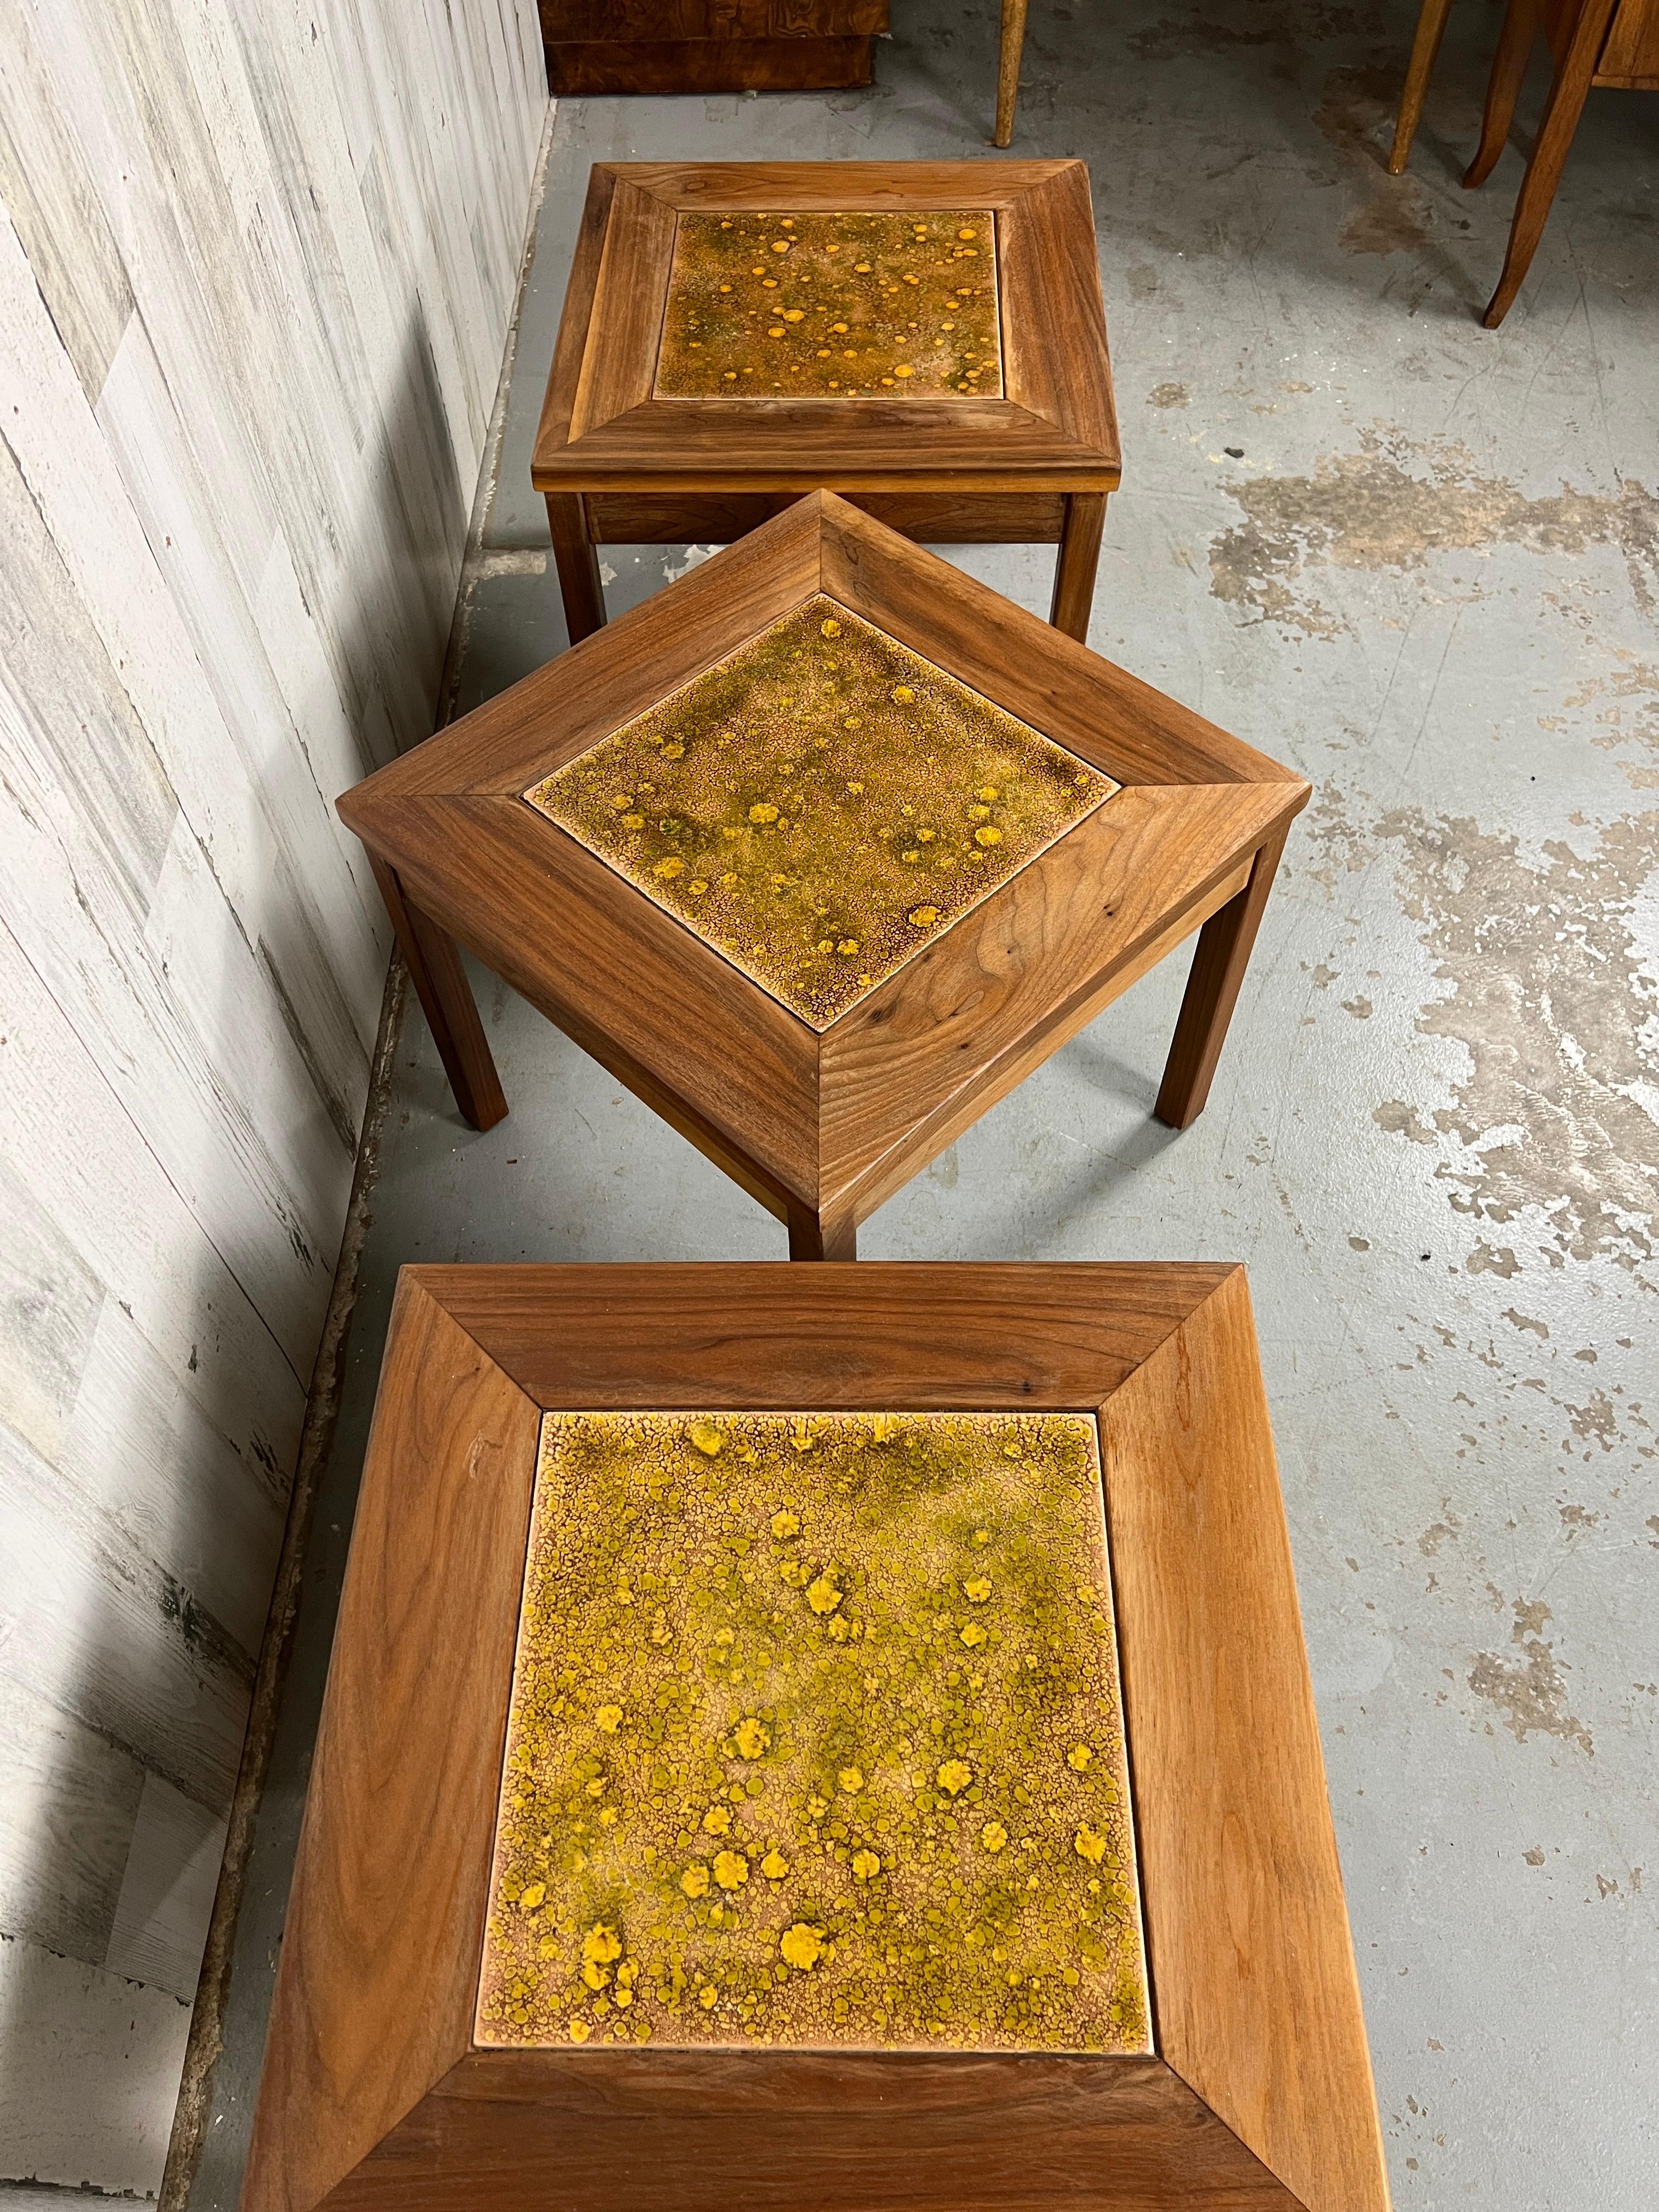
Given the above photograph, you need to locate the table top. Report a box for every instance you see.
[242,1265,1389,2212]
[524,592,1118,1028]
[338,494,1307,1228]
[475,1407,1148,2054]
[532,162,1121,494]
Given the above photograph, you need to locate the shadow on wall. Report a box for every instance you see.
[0,300,472,2199]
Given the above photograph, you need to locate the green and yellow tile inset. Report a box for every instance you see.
[522,595,1118,1029]
[475,1410,1149,2055]
[654,209,1002,399]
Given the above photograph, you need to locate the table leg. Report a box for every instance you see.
[786,1202,858,1262]
[995,0,1030,148]
[1050,492,1106,644]
[368,853,507,1132]
[1387,0,1457,174]
[1480,0,1617,328]
[1463,0,1543,188]
[546,493,606,645]
[1154,829,1288,1132]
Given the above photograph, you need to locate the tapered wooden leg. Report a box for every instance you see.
[1154,830,1287,1131]
[786,1203,857,1262]
[1480,0,1616,327]
[995,0,1030,148]
[368,853,507,1132]
[1050,493,1106,643]
[546,493,606,645]
[1387,0,1457,174]
[1464,0,1542,188]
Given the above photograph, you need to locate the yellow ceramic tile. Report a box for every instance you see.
[475,1409,1149,2055]
[522,595,1118,1030]
[655,208,1002,398]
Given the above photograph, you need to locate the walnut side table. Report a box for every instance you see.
[240,1261,1390,2212]
[338,492,1308,1261]
[533,161,1120,645]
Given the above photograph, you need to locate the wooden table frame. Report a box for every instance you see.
[338,493,1308,1262]
[240,1261,1390,2212]
[532,162,1120,646]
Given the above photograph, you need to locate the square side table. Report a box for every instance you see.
[533,162,1120,643]
[241,1262,1390,2212]
[340,493,1308,1260]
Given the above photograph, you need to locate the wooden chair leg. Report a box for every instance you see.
[1464,0,1543,188]
[1387,0,1457,174]
[995,0,1030,148]
[1481,0,1617,326]
[546,493,606,645]
[786,1202,857,1262]
[1154,830,1287,1132]
[368,853,507,1132]
[1050,493,1106,644]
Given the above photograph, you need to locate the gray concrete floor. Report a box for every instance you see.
[186,4,1657,2208]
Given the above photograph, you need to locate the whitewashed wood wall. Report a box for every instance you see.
[0,0,545,2193]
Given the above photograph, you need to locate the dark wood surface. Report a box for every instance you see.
[241,1264,1385,2212]
[1099,1268,1392,2212]
[327,2051,1301,2210]
[545,37,877,94]
[338,494,1308,1249]
[533,162,1120,497]
[241,1278,541,2212]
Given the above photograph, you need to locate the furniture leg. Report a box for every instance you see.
[368,853,508,1132]
[1050,492,1106,643]
[1464,0,1543,187]
[546,493,607,644]
[786,1201,858,1262]
[1387,0,1457,173]
[1154,829,1287,1131]
[1480,0,1618,326]
[995,0,1030,148]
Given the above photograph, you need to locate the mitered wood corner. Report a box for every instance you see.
[240,1264,1385,2212]
[337,494,1309,1259]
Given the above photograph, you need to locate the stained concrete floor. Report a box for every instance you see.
[184,4,1657,2208]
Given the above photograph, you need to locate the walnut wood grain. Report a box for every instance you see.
[533,163,1121,498]
[1154,827,1288,1131]
[240,1278,541,2212]
[405,1261,1232,1408]
[817,497,1302,791]
[240,1266,1387,2211]
[584,489,1068,544]
[1099,1268,1391,2212]
[338,494,1308,1249]
[1049,492,1107,642]
[324,2051,1302,2210]
[366,854,506,1133]
[816,787,1288,1217]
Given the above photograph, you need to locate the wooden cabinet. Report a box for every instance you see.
[539,0,890,94]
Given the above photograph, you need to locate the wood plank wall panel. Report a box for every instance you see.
[0,1,546,2194]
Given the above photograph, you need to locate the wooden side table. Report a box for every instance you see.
[240,1261,1390,2212]
[338,493,1308,1261]
[533,162,1120,646]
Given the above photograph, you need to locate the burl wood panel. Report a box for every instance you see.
[240,1280,542,2212]
[1099,1267,1391,2212]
